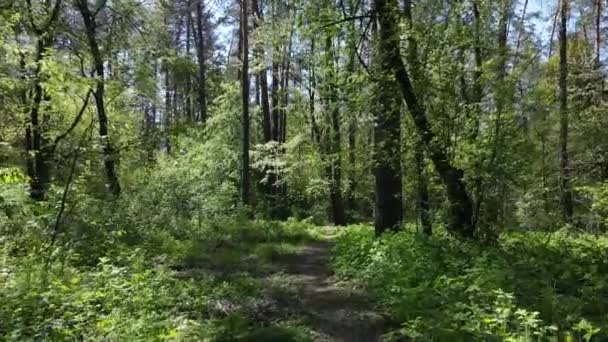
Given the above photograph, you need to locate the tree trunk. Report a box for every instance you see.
[76,0,121,198]
[404,0,432,235]
[22,1,62,201]
[559,0,573,222]
[373,0,403,234]
[26,39,52,201]
[271,60,280,142]
[376,0,475,237]
[241,0,251,207]
[185,5,193,121]
[195,0,208,123]
[251,0,271,142]
[324,36,347,226]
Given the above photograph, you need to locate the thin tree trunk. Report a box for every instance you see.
[404,0,432,235]
[470,0,483,138]
[185,5,193,121]
[271,60,280,142]
[596,0,601,67]
[195,0,208,123]
[76,0,121,197]
[324,35,347,226]
[252,0,271,143]
[241,0,251,207]
[559,0,573,222]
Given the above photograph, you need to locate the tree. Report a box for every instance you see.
[21,0,63,200]
[403,0,432,235]
[375,0,475,237]
[559,0,573,222]
[372,0,403,234]
[241,0,251,207]
[195,0,208,123]
[75,0,121,197]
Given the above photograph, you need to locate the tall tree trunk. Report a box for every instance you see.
[596,0,602,68]
[324,36,347,226]
[252,0,271,142]
[373,0,403,234]
[22,0,62,201]
[164,66,172,153]
[76,0,121,197]
[376,0,475,237]
[26,39,52,201]
[271,60,280,142]
[185,5,193,121]
[345,31,358,221]
[472,0,511,229]
[241,0,251,207]
[559,0,573,222]
[195,0,208,123]
[404,0,432,235]
[415,139,432,235]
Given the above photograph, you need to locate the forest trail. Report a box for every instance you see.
[255,228,389,342]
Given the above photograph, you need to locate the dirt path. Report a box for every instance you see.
[259,234,389,341]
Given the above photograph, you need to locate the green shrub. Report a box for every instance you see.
[333,225,606,341]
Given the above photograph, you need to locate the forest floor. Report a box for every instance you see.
[180,225,391,341]
[258,228,389,341]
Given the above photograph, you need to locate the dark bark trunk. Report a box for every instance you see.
[346,59,357,221]
[404,0,432,235]
[324,36,347,226]
[470,0,483,138]
[195,0,208,123]
[26,39,52,201]
[415,140,432,235]
[241,0,251,207]
[559,0,573,222]
[22,1,62,201]
[473,0,511,229]
[185,6,193,121]
[271,60,280,142]
[373,0,403,235]
[309,39,319,142]
[251,0,271,142]
[77,0,121,197]
[596,0,601,68]
[376,0,474,237]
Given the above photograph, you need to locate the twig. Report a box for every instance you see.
[51,90,93,153]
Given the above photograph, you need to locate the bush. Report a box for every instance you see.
[333,225,606,341]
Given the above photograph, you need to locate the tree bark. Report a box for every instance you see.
[76,0,121,197]
[404,0,432,235]
[271,60,280,142]
[26,39,52,201]
[195,0,208,123]
[185,4,193,121]
[559,0,573,222]
[324,36,347,226]
[22,0,62,201]
[373,0,403,234]
[241,0,251,207]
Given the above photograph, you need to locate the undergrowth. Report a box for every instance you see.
[333,224,607,341]
[0,178,320,340]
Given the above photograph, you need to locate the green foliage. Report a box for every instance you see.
[333,225,607,341]
[0,252,211,340]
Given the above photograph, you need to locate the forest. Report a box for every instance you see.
[1,0,608,340]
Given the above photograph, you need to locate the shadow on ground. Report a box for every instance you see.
[175,226,392,341]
